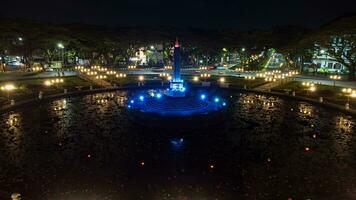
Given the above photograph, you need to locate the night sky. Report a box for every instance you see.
[1,0,356,29]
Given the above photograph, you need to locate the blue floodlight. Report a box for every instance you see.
[139,96,144,101]
[200,94,206,100]
[214,97,220,103]
[156,93,162,99]
[222,102,226,106]
[130,100,135,104]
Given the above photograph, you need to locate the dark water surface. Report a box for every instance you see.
[0,91,356,200]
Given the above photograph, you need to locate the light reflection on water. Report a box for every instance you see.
[0,91,355,200]
[1,112,23,164]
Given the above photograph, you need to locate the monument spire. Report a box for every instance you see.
[175,37,180,48]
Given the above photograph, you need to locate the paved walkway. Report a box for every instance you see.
[293,76,356,88]
[1,70,355,89]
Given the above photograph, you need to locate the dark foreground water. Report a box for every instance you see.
[0,91,356,200]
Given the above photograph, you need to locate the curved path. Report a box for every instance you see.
[1,84,355,116]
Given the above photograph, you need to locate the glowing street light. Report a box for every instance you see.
[57,43,65,66]
[57,43,64,49]
[116,73,127,78]
[44,78,64,88]
[330,75,341,86]
[309,86,316,92]
[1,84,16,99]
[342,88,356,104]
[193,76,199,82]
[219,77,225,83]
[200,73,211,81]
[244,76,255,80]
[95,75,107,87]
[139,75,144,81]
[1,84,16,91]
[44,80,52,86]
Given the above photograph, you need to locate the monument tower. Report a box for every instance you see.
[167,38,185,97]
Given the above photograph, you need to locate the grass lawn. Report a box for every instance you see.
[0,76,93,106]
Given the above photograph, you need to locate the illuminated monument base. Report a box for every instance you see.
[166,80,186,98]
[127,89,225,117]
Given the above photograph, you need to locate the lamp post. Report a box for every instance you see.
[244,76,255,89]
[342,88,355,105]
[115,73,127,86]
[95,75,107,87]
[330,75,341,86]
[1,84,16,100]
[44,78,64,89]
[193,76,199,82]
[302,82,317,96]
[138,75,144,86]
[200,73,211,82]
[57,43,65,67]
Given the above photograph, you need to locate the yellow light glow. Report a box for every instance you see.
[1,84,16,91]
[44,80,52,86]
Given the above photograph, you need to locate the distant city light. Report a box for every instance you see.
[130,100,135,104]
[200,94,206,100]
[156,93,162,98]
[214,97,219,103]
[139,96,144,101]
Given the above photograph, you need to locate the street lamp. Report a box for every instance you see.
[330,75,341,86]
[0,84,16,100]
[200,73,211,81]
[193,76,199,82]
[302,82,317,96]
[244,76,255,89]
[57,43,64,49]
[57,43,65,67]
[95,75,107,87]
[342,88,355,103]
[44,78,64,88]
[139,75,144,81]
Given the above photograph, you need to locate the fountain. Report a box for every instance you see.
[126,39,226,121]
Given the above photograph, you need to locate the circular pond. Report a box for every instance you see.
[0,90,355,200]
